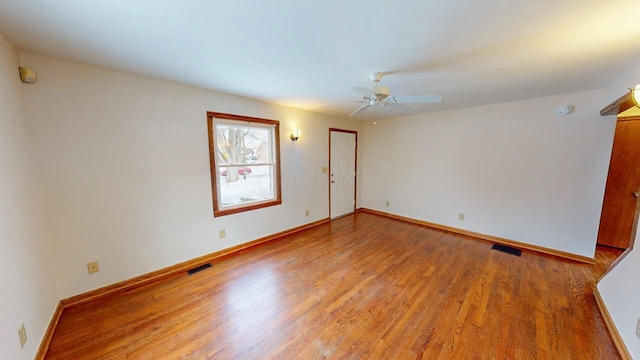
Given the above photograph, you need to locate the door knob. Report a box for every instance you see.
[634,191,640,198]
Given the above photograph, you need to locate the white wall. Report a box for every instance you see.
[0,34,59,359]
[598,57,640,358]
[19,52,362,299]
[599,230,640,357]
[360,90,615,258]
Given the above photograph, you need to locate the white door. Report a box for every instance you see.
[330,130,356,218]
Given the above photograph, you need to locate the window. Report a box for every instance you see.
[207,112,281,217]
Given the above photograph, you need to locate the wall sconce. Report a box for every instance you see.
[290,129,300,141]
[18,67,37,83]
[633,84,640,108]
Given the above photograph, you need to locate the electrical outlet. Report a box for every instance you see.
[87,261,99,274]
[458,213,465,221]
[305,209,309,217]
[636,318,640,340]
[219,229,226,239]
[385,201,390,207]
[18,324,27,348]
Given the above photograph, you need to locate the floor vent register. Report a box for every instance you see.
[491,243,522,257]
[187,263,212,275]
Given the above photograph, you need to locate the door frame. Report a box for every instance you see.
[329,128,358,219]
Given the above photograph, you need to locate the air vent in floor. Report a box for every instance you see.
[187,263,212,275]
[491,244,522,257]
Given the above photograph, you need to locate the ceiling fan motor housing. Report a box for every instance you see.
[373,85,390,98]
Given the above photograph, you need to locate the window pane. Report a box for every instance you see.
[215,124,271,165]
[218,165,274,208]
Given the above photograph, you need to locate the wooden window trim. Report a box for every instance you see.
[207,112,282,217]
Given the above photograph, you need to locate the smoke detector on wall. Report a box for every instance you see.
[556,105,574,116]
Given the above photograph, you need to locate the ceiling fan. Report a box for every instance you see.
[350,72,442,117]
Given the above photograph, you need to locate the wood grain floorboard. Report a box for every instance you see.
[45,212,623,359]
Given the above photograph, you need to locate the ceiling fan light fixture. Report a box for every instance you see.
[632,83,640,108]
[373,85,390,98]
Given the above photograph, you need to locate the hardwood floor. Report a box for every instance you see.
[45,212,622,359]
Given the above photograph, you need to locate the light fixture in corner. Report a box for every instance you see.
[290,129,300,141]
[632,84,640,108]
[556,105,574,116]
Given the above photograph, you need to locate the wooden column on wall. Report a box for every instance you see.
[598,87,640,252]
[596,117,640,249]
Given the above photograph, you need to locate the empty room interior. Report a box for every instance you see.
[2,1,640,359]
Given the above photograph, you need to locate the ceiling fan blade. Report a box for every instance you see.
[353,87,375,97]
[393,94,442,103]
[350,104,371,117]
[389,102,415,113]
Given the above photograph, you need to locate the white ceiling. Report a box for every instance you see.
[1,0,639,120]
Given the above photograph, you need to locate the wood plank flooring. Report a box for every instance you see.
[45,212,622,359]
